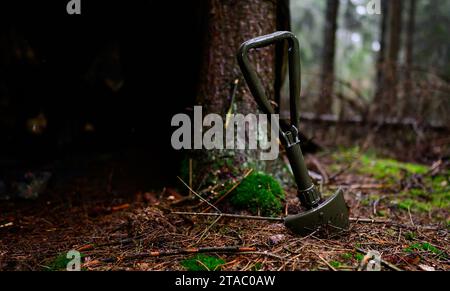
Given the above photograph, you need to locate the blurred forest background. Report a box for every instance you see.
[288,0,449,161]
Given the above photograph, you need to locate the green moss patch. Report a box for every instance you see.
[45,252,86,271]
[396,174,450,213]
[404,242,447,259]
[230,171,285,216]
[331,147,429,182]
[359,154,428,182]
[331,148,449,213]
[181,254,225,271]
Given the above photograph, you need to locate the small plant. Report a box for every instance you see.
[181,254,225,271]
[230,171,285,216]
[252,262,263,271]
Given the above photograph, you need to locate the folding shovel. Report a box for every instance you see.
[237,31,349,236]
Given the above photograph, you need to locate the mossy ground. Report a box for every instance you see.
[331,147,450,214]
[2,146,448,271]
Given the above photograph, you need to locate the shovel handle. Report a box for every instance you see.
[238,32,321,209]
[237,31,301,131]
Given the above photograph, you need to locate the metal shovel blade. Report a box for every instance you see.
[284,188,349,236]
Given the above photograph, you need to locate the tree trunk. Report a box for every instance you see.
[403,0,416,117]
[319,0,340,115]
[195,0,278,179]
[198,0,277,116]
[373,0,402,120]
[374,0,389,106]
[385,0,403,115]
[275,0,291,106]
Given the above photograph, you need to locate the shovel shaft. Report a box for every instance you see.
[284,137,321,209]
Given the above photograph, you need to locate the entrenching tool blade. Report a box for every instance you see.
[284,188,349,236]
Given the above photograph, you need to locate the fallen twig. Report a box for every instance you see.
[203,168,254,212]
[350,218,390,224]
[350,217,440,230]
[315,253,337,271]
[172,211,284,222]
[106,246,257,262]
[330,184,393,190]
[196,215,222,243]
[177,176,221,213]
[309,156,329,184]
[111,203,130,212]
[238,251,286,261]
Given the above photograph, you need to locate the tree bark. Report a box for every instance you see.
[198,0,277,116]
[385,0,403,114]
[195,0,278,178]
[373,0,402,119]
[275,0,291,106]
[319,0,340,115]
[374,0,389,105]
[403,0,416,117]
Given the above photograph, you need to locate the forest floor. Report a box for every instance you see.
[0,145,449,271]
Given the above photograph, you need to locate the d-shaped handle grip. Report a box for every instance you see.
[237,31,302,131]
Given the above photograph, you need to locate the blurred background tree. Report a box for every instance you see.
[288,0,449,159]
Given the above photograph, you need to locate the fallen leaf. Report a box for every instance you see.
[111,204,130,212]
[418,264,435,271]
[77,244,95,252]
[82,259,101,268]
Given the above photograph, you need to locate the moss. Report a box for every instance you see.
[331,147,429,183]
[354,253,364,262]
[252,262,263,271]
[331,147,361,164]
[341,253,353,260]
[376,210,387,217]
[397,174,450,213]
[181,254,225,271]
[329,261,342,268]
[404,242,447,259]
[396,199,432,212]
[45,252,86,271]
[359,154,428,182]
[332,148,449,213]
[230,171,285,216]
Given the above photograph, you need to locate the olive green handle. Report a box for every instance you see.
[237,31,301,131]
[237,31,322,209]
